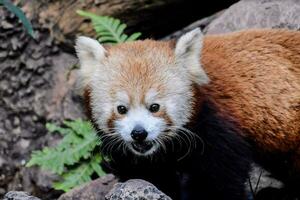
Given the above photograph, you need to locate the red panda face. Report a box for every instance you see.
[75,29,209,156]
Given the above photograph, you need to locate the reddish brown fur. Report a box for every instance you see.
[107,40,175,101]
[83,87,92,120]
[154,109,174,126]
[82,29,299,173]
[199,29,300,170]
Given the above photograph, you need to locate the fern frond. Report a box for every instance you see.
[26,120,99,175]
[126,32,143,42]
[77,10,141,44]
[26,147,66,175]
[46,123,72,135]
[53,155,103,192]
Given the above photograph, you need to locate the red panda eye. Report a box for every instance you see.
[149,103,160,113]
[117,105,128,114]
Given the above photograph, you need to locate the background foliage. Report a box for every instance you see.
[77,10,141,43]
[26,120,105,192]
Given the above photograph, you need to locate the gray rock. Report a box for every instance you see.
[3,191,41,200]
[166,0,300,40]
[206,0,300,34]
[247,164,283,193]
[106,179,172,200]
[58,174,117,200]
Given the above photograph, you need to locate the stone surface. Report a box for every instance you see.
[3,191,41,200]
[4,177,171,200]
[58,174,117,200]
[206,0,300,34]
[105,179,172,200]
[0,8,84,199]
[247,164,283,194]
[165,0,300,40]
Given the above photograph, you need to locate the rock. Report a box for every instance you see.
[0,7,84,199]
[58,174,117,200]
[206,0,300,34]
[3,191,41,200]
[165,0,300,40]
[247,164,283,195]
[57,177,171,200]
[105,179,172,200]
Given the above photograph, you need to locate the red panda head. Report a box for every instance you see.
[75,29,209,156]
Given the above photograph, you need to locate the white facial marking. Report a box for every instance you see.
[115,107,166,142]
[114,91,130,108]
[145,89,159,104]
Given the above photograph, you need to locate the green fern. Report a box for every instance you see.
[26,119,104,192]
[77,10,141,44]
[53,154,105,191]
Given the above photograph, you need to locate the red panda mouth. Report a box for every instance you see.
[131,141,153,154]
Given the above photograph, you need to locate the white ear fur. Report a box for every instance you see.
[75,36,106,91]
[175,28,209,85]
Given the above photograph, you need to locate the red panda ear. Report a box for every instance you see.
[75,36,106,92]
[175,28,209,85]
[75,36,106,63]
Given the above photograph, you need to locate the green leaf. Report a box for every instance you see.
[26,119,105,184]
[63,119,95,138]
[116,24,126,36]
[120,34,128,43]
[2,0,35,38]
[53,162,93,192]
[53,155,103,192]
[77,10,142,44]
[46,123,72,135]
[26,147,66,174]
[126,32,142,42]
[90,155,106,177]
[33,133,95,174]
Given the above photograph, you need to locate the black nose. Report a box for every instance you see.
[131,125,148,142]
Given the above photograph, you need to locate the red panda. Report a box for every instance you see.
[75,29,300,200]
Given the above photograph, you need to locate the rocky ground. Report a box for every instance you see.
[0,7,83,199]
[1,0,300,199]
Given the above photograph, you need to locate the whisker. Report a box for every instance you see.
[164,126,205,161]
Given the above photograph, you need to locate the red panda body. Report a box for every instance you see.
[75,29,300,199]
[201,30,300,179]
